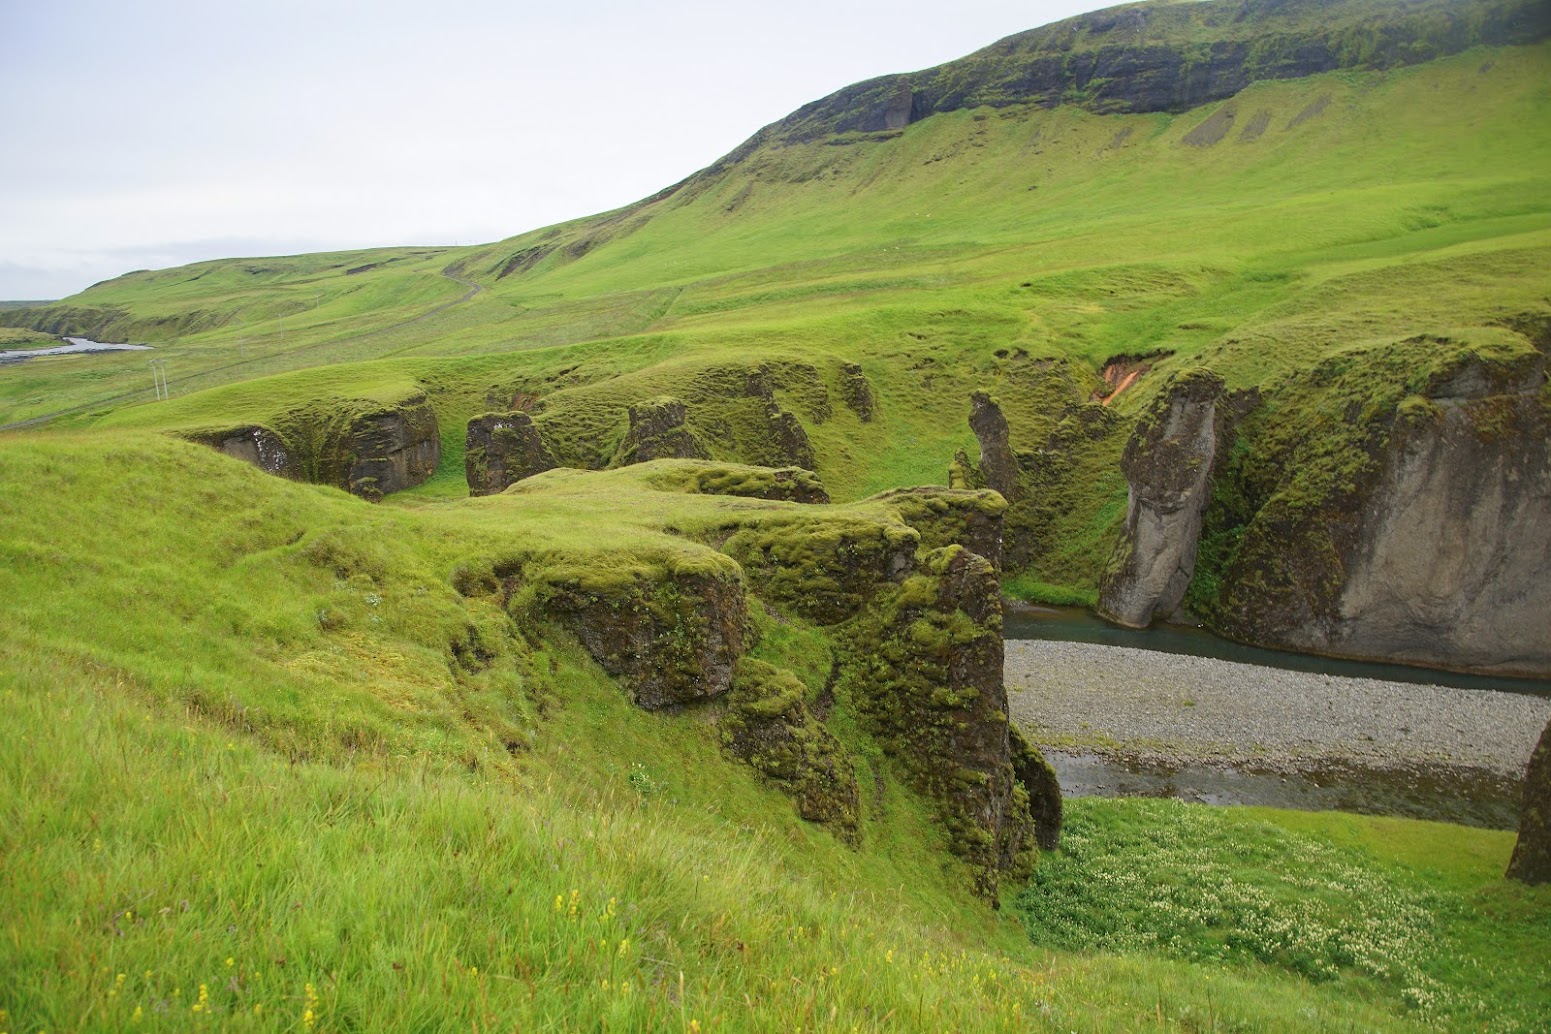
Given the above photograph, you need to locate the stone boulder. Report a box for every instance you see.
[1508,718,1551,885]
[1098,368,1224,628]
[466,412,556,496]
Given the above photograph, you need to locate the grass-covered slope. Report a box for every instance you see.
[2,433,1547,1031]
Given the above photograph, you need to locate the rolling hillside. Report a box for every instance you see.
[3,0,1550,1028]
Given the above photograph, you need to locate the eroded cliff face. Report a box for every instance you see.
[475,463,1052,899]
[202,425,292,476]
[466,412,556,496]
[1276,364,1551,675]
[1207,350,1551,676]
[540,564,747,711]
[1098,369,1224,628]
[344,400,441,501]
[191,394,441,501]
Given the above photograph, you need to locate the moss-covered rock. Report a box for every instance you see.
[613,397,710,466]
[1009,723,1062,851]
[839,361,875,422]
[721,658,861,839]
[189,393,441,502]
[846,545,1036,900]
[466,412,557,496]
[639,460,830,504]
[1508,718,1551,885]
[539,566,746,710]
[723,516,918,625]
[871,486,1008,572]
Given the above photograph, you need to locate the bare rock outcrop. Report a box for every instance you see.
[1508,718,1551,885]
[201,425,292,476]
[968,391,1020,502]
[466,412,556,496]
[1098,369,1224,628]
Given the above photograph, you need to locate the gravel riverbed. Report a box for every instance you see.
[1006,640,1551,782]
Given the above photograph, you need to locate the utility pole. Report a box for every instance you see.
[148,359,168,401]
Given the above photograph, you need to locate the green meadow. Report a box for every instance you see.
[2,9,1550,1032]
[2,436,1547,1031]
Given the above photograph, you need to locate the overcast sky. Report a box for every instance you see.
[0,0,1107,300]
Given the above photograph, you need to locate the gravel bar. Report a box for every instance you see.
[1006,639,1551,781]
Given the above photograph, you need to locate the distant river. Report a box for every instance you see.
[0,336,153,363]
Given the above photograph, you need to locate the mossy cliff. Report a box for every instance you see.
[450,462,1050,898]
[701,0,1550,151]
[190,393,440,502]
[721,658,861,840]
[1192,337,1551,676]
[843,545,1036,900]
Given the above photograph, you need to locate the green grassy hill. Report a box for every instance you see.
[11,34,1542,591]
[2,434,1546,1031]
[3,0,1550,1027]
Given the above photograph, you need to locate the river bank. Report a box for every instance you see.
[1006,639,1551,828]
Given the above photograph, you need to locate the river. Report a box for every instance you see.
[1006,605,1548,828]
[0,336,152,364]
